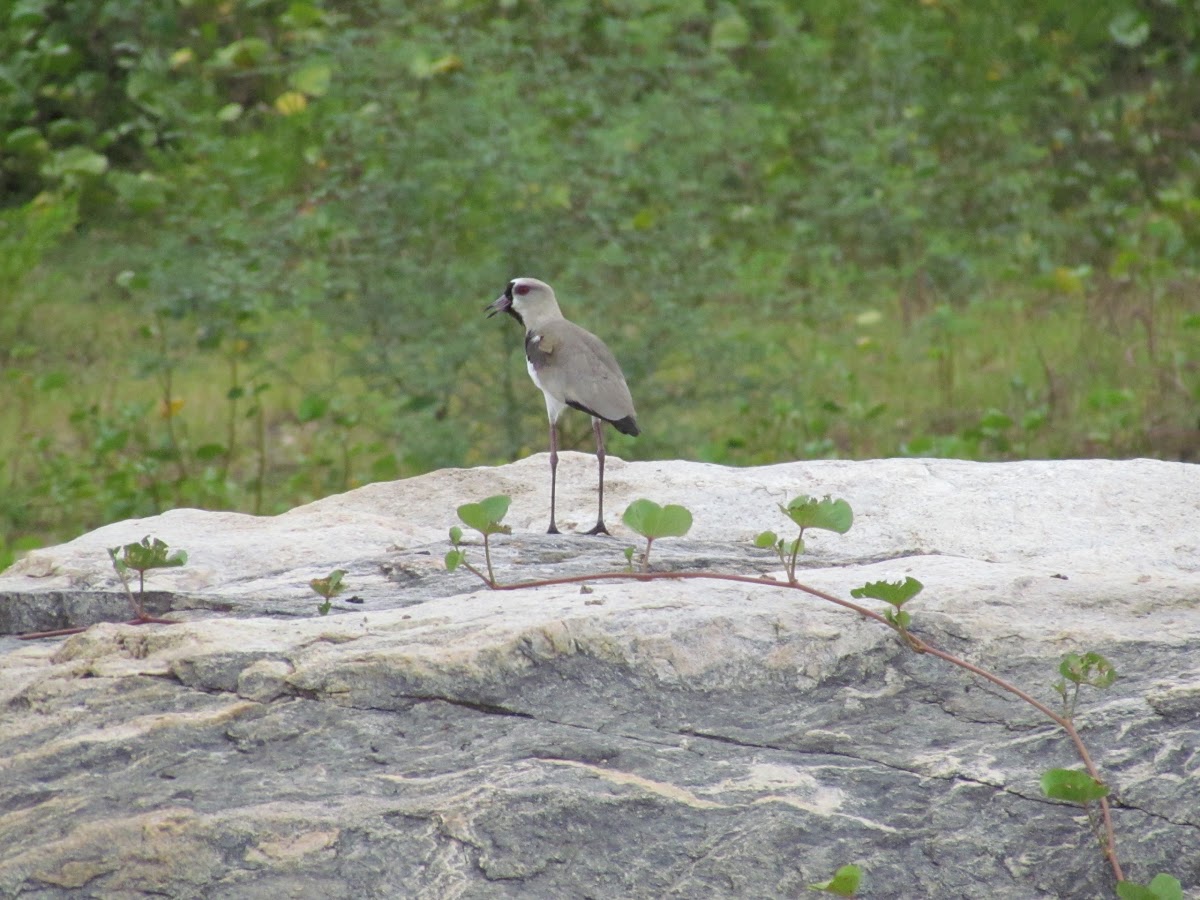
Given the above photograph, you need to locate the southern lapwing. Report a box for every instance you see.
[487,277,639,535]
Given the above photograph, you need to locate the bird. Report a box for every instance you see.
[487,277,639,535]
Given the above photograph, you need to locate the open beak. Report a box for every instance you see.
[485,294,511,318]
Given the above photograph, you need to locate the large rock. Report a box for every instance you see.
[0,455,1197,898]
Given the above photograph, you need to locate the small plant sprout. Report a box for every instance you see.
[450,495,511,585]
[107,536,188,622]
[110,536,188,597]
[621,498,692,569]
[808,863,862,897]
[755,494,852,583]
[1041,650,1119,853]
[1053,651,1117,718]
[445,526,466,572]
[850,577,924,641]
[309,569,346,616]
[19,536,184,639]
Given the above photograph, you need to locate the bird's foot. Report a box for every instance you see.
[585,522,611,536]
[547,523,561,535]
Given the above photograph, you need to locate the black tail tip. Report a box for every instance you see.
[611,415,640,437]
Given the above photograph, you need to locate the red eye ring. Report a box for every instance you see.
[515,283,531,295]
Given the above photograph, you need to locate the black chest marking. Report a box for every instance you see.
[525,331,555,371]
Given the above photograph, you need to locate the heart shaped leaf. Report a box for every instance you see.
[1041,768,1109,804]
[780,495,853,534]
[457,495,512,536]
[808,864,862,897]
[851,577,923,607]
[622,499,693,539]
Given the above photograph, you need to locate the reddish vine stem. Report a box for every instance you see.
[470,565,1124,883]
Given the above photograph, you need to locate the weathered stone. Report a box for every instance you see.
[0,456,1197,898]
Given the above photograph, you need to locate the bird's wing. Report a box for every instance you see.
[534,320,637,424]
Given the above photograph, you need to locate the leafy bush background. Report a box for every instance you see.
[2,0,1199,568]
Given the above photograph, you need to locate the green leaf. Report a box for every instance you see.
[623,546,636,562]
[851,577,924,607]
[212,36,271,68]
[622,499,693,539]
[754,530,778,549]
[808,863,862,896]
[448,526,463,545]
[781,495,853,534]
[457,495,512,536]
[1040,768,1109,804]
[309,569,346,600]
[290,61,332,97]
[115,536,188,573]
[711,13,751,51]
[195,442,227,461]
[1108,11,1149,48]
[444,549,463,572]
[1146,873,1184,900]
[297,393,329,422]
[1058,652,1117,689]
[884,608,911,629]
[42,147,109,179]
[1117,875,1181,900]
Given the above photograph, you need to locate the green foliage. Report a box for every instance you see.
[445,526,466,573]
[1040,768,1110,804]
[1054,651,1117,717]
[851,577,923,630]
[808,864,863,897]
[781,496,854,535]
[457,496,512,537]
[850,578,924,607]
[1116,874,1184,900]
[621,500,693,541]
[759,496,854,584]
[310,568,346,615]
[109,535,187,576]
[622,499,693,569]
[452,495,511,584]
[0,0,349,209]
[1058,651,1118,689]
[108,535,186,595]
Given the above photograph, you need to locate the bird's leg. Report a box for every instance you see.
[585,418,610,536]
[547,419,561,534]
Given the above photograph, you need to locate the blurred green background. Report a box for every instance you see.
[2,0,1199,569]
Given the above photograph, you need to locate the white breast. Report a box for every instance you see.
[527,358,568,424]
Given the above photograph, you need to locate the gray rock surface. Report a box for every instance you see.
[1,456,1197,898]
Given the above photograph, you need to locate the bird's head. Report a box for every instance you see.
[486,277,562,328]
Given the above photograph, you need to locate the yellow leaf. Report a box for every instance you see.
[429,54,463,75]
[159,398,185,419]
[274,91,308,116]
[170,48,195,70]
[1051,266,1085,295]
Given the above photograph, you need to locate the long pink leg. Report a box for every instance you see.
[547,419,560,534]
[585,418,610,536]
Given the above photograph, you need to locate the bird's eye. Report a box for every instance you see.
[514,283,532,296]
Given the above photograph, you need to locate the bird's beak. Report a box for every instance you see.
[486,294,511,318]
